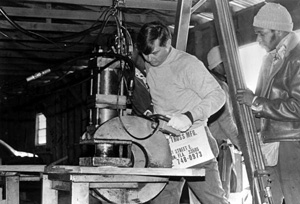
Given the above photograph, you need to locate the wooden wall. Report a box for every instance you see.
[0,70,89,165]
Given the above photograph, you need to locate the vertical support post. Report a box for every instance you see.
[0,162,2,202]
[0,187,2,201]
[211,0,273,204]
[70,183,89,204]
[5,176,19,204]
[42,174,58,204]
[172,0,192,51]
[46,3,52,24]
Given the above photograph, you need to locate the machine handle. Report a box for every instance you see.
[149,114,181,136]
[149,114,171,122]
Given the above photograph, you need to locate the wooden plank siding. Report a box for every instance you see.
[0,73,89,165]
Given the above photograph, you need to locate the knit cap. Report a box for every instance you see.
[207,46,222,70]
[253,3,293,32]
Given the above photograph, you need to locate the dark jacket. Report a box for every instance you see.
[253,32,300,142]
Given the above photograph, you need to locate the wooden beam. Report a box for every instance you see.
[9,0,178,11]
[2,7,100,21]
[42,174,58,204]
[0,30,96,43]
[48,174,169,183]
[70,182,89,204]
[89,182,139,188]
[0,41,90,51]
[0,58,88,67]
[0,165,205,177]
[172,0,193,51]
[0,20,114,33]
[191,0,207,14]
[5,176,19,204]
[0,69,49,77]
[0,50,77,60]
[1,7,170,24]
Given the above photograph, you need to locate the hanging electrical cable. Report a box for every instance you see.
[0,6,112,50]
[0,0,136,113]
[0,7,64,49]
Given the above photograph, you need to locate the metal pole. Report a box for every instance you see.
[211,0,274,203]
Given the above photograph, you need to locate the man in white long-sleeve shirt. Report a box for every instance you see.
[136,21,229,204]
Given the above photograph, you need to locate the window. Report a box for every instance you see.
[35,113,47,146]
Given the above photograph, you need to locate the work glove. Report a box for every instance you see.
[167,114,192,132]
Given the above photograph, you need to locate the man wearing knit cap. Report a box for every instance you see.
[236,3,300,204]
[207,46,240,199]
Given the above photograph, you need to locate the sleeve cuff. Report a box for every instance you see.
[251,96,263,112]
[183,111,194,124]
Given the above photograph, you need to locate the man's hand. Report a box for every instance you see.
[167,114,192,132]
[236,89,255,107]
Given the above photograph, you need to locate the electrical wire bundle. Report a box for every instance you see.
[0,0,134,103]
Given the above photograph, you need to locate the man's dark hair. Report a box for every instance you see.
[136,21,171,55]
